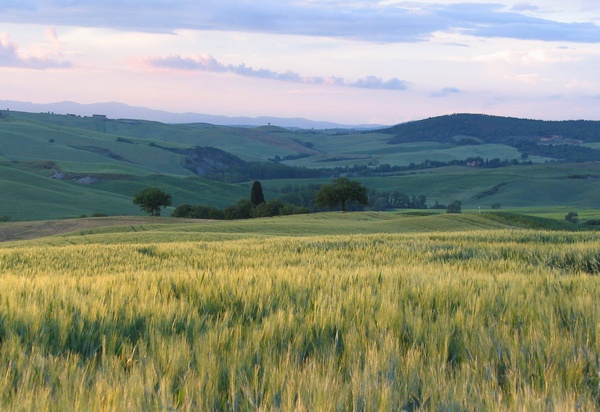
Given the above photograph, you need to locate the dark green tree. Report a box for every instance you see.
[171,204,224,220]
[565,211,579,223]
[250,180,265,206]
[253,199,285,217]
[314,177,369,211]
[133,187,172,216]
[223,199,254,220]
[446,200,462,214]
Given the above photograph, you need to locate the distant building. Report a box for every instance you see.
[92,114,107,120]
[539,135,583,145]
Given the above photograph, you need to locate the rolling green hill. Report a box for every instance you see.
[383,113,600,163]
[1,110,600,221]
[384,113,600,144]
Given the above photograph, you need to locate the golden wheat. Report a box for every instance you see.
[0,231,598,410]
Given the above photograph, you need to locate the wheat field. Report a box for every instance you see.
[0,228,598,410]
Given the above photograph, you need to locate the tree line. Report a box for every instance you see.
[132,178,464,219]
[201,157,535,184]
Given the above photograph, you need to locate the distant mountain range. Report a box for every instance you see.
[0,100,384,130]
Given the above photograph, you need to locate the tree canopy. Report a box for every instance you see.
[133,187,172,216]
[313,177,369,211]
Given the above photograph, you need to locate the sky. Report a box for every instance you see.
[1,1,600,125]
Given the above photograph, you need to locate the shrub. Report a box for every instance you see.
[223,199,254,220]
[280,204,311,215]
[172,204,224,220]
[565,211,579,224]
[446,200,462,214]
[253,199,285,218]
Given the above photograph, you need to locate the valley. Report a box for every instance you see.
[1,110,600,221]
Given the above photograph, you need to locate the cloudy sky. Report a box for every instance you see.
[1,1,600,124]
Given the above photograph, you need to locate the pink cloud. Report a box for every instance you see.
[0,31,71,69]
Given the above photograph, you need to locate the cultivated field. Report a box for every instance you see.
[0,214,598,410]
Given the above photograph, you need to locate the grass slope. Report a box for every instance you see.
[3,211,589,246]
[0,163,141,220]
[3,111,600,221]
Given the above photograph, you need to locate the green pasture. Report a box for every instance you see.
[3,158,600,221]
[92,174,251,209]
[0,163,252,220]
[4,112,303,163]
[0,117,192,176]
[0,164,141,220]
[283,142,551,168]
[263,163,600,209]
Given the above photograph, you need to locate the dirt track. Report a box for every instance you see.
[0,217,200,242]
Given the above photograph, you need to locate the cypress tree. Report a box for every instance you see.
[250,180,265,206]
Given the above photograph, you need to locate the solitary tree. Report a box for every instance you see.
[446,200,462,214]
[133,187,172,216]
[314,177,369,211]
[250,180,265,206]
[565,211,579,223]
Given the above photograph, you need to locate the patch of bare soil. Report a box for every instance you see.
[0,217,201,242]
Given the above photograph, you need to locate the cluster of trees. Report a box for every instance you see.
[171,199,311,220]
[272,184,322,209]
[313,178,369,211]
[171,181,311,220]
[369,191,428,211]
[565,212,600,226]
[133,178,373,220]
[132,177,467,219]
[511,141,600,162]
[368,191,464,213]
[171,178,370,219]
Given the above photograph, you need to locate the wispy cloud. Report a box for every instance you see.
[0,31,71,69]
[511,3,540,13]
[431,87,461,97]
[475,48,584,65]
[2,1,600,43]
[143,54,408,90]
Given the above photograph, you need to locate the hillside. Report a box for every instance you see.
[0,211,589,245]
[2,110,600,221]
[383,114,600,162]
[384,113,600,143]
